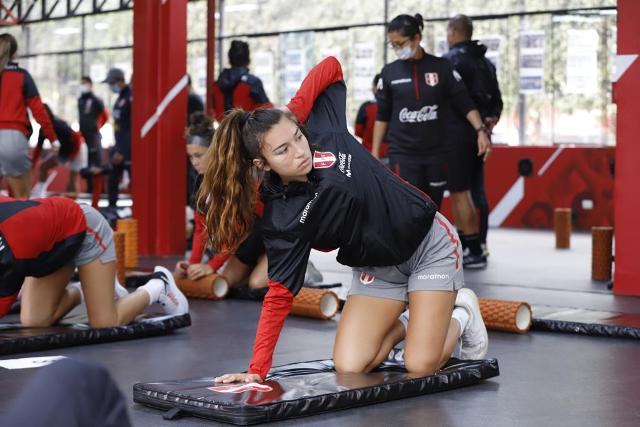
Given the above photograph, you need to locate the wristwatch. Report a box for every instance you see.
[476,125,489,134]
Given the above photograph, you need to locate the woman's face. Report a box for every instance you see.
[388,31,421,60]
[187,144,208,174]
[257,116,312,183]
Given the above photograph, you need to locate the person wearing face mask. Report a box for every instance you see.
[102,68,131,208]
[372,14,491,216]
[0,33,58,199]
[77,76,109,193]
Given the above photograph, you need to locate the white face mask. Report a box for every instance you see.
[395,45,416,61]
[78,84,90,96]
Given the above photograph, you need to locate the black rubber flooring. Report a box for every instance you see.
[1,228,639,426]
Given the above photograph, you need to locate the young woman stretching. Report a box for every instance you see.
[202,57,488,383]
[177,112,322,289]
[176,112,268,288]
[0,196,188,326]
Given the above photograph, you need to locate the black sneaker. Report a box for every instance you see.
[463,250,487,269]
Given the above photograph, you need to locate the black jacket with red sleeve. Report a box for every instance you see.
[247,57,438,379]
[0,197,86,317]
[0,62,57,141]
[211,67,273,122]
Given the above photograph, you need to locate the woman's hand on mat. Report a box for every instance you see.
[187,263,213,280]
[175,261,189,276]
[214,373,263,384]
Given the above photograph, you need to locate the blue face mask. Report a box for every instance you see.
[109,84,120,94]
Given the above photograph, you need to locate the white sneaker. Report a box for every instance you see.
[304,261,324,285]
[455,288,488,359]
[154,266,189,315]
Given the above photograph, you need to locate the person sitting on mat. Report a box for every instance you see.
[198,56,488,384]
[175,112,322,289]
[0,195,188,327]
[31,104,88,198]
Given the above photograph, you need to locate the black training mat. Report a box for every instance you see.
[133,357,499,425]
[532,305,640,339]
[0,313,191,355]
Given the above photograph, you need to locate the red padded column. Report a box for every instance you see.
[132,0,188,256]
[613,0,640,295]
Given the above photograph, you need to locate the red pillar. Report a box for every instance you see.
[613,0,640,295]
[206,0,217,117]
[132,0,188,256]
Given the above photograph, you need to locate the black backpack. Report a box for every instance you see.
[469,56,501,119]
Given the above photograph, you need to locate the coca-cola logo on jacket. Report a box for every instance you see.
[398,106,438,123]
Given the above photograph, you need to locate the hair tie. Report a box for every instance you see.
[239,111,251,128]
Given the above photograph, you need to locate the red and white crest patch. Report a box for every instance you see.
[359,272,375,285]
[208,383,273,394]
[424,72,439,87]
[313,151,337,169]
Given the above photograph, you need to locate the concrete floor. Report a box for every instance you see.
[2,228,640,426]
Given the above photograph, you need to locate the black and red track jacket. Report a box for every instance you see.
[354,100,388,158]
[375,49,476,157]
[0,62,57,142]
[0,197,86,317]
[247,57,438,379]
[34,115,83,163]
[211,67,273,122]
[78,91,109,138]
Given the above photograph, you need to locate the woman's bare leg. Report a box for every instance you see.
[78,259,149,327]
[6,172,32,199]
[247,255,268,289]
[67,170,79,193]
[333,295,406,373]
[20,265,77,327]
[403,290,459,376]
[219,256,252,288]
[38,156,58,183]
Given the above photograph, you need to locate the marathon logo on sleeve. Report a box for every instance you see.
[399,106,438,123]
[313,151,337,169]
[208,383,273,393]
[424,72,439,87]
[300,192,319,224]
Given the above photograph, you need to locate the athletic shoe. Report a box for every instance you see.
[455,288,488,359]
[304,261,324,285]
[386,347,405,365]
[462,248,487,269]
[398,309,409,332]
[153,266,189,315]
[481,243,490,258]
